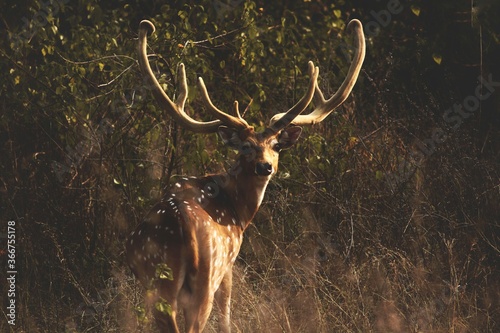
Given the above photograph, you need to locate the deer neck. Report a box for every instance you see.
[216,164,271,230]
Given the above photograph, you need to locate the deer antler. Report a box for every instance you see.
[268,19,366,127]
[138,19,321,134]
[138,20,249,133]
[264,61,319,135]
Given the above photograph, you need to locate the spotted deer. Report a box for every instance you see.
[126,19,365,333]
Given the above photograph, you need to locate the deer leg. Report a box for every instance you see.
[153,307,180,333]
[215,268,233,333]
[151,272,184,333]
[184,297,214,333]
[182,279,215,333]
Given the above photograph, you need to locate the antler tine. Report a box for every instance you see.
[138,20,222,133]
[175,63,188,111]
[265,61,319,134]
[197,78,250,130]
[233,101,242,119]
[269,19,366,127]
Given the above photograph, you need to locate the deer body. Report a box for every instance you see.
[127,127,301,332]
[126,18,365,332]
[126,176,245,332]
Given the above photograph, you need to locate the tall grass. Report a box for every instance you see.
[4,103,498,332]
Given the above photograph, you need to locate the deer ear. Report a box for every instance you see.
[278,126,302,150]
[218,126,243,149]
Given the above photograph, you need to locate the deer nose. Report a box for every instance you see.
[255,162,273,176]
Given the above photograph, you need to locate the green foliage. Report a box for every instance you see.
[155,263,174,281]
[155,297,173,316]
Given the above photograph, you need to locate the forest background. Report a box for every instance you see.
[1,0,499,332]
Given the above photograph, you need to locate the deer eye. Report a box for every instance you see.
[273,143,282,152]
[240,141,253,153]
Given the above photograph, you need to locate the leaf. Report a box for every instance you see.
[155,297,172,316]
[276,31,283,44]
[432,53,442,65]
[156,263,174,280]
[134,305,147,321]
[126,161,134,175]
[178,10,188,20]
[199,13,208,25]
[248,25,258,39]
[411,5,421,17]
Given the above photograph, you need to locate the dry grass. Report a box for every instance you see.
[2,58,499,333]
[2,122,499,333]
